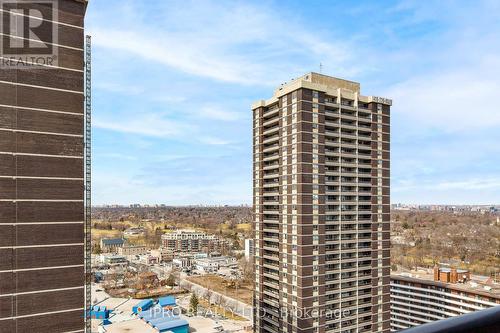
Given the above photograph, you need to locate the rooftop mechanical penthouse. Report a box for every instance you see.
[252,73,391,333]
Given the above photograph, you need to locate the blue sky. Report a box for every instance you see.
[86,0,500,205]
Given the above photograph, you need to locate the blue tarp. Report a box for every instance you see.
[147,316,176,327]
[153,317,189,331]
[139,311,163,321]
[141,312,158,321]
[158,296,176,307]
[132,299,154,313]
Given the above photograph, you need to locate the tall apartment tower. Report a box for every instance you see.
[0,1,88,332]
[252,73,391,333]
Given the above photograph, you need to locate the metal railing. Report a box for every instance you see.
[400,305,500,333]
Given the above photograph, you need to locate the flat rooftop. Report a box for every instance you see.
[288,72,360,92]
[391,268,500,299]
[103,319,157,333]
[252,72,392,109]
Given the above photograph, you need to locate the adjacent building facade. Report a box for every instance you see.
[0,1,88,332]
[391,273,500,331]
[252,73,391,333]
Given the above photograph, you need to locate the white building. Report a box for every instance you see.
[244,239,254,259]
[172,257,191,268]
[99,254,128,267]
[123,227,146,237]
[194,256,238,272]
[195,258,220,273]
[136,254,159,265]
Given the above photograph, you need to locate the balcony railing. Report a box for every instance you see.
[400,305,500,333]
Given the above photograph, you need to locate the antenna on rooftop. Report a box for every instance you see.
[319,62,323,73]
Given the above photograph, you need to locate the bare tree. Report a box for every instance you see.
[204,289,213,304]
[239,257,255,283]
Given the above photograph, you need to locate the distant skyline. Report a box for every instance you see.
[87,0,500,205]
[91,203,499,207]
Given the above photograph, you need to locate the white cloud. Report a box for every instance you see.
[435,179,500,191]
[86,0,500,204]
[153,95,187,104]
[93,169,251,205]
[95,152,137,160]
[95,82,144,95]
[199,136,232,145]
[87,1,356,85]
[94,111,233,146]
[387,68,500,131]
[382,1,500,132]
[90,28,259,85]
[395,177,500,192]
[93,112,193,138]
[96,82,187,104]
[198,105,240,122]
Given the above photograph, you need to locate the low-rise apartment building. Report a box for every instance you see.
[391,268,500,331]
[118,245,147,256]
[151,247,173,262]
[161,229,227,254]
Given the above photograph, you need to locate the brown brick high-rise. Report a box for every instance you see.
[252,73,391,333]
[0,1,88,332]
